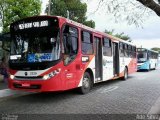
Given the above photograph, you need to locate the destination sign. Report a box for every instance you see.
[11,17,59,32]
[18,20,49,30]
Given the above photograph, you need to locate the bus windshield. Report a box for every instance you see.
[137,52,147,62]
[10,17,60,63]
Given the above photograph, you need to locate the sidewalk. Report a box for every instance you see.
[0,81,8,90]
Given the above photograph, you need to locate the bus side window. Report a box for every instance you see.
[147,51,150,59]
[124,44,128,57]
[119,42,124,57]
[81,31,93,55]
[62,25,78,65]
[133,46,136,58]
[128,45,132,58]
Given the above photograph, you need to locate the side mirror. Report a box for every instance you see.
[50,38,56,45]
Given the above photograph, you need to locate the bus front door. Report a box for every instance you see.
[94,37,103,82]
[113,42,119,77]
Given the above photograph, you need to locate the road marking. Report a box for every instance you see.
[98,86,119,93]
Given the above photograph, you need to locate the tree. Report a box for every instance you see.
[105,29,131,41]
[151,47,160,53]
[137,0,160,17]
[0,0,41,33]
[85,0,160,26]
[45,0,95,28]
[83,20,95,28]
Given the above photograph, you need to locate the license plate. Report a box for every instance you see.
[22,83,30,87]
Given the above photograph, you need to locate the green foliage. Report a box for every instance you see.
[85,0,158,27]
[0,0,41,33]
[151,47,160,53]
[45,0,95,28]
[114,33,131,41]
[105,29,114,36]
[83,20,95,28]
[46,0,67,17]
[105,29,131,41]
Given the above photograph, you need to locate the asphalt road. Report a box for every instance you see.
[0,69,160,120]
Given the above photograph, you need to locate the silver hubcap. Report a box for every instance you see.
[125,70,127,79]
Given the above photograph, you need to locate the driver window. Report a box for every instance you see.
[62,25,78,65]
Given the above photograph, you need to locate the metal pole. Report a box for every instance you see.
[67,10,69,19]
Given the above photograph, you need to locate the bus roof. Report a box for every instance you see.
[137,48,159,54]
[60,16,135,46]
[10,15,136,46]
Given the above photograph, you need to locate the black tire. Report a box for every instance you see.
[147,65,151,72]
[78,72,92,94]
[153,64,156,70]
[121,67,128,80]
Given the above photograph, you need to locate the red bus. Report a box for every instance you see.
[8,16,137,94]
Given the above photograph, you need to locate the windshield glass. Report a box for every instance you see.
[137,52,147,62]
[10,18,60,63]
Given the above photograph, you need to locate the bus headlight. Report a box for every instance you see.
[10,75,15,79]
[43,75,50,80]
[43,68,61,80]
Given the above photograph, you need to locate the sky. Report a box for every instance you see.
[83,0,160,49]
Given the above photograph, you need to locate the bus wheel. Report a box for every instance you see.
[122,67,128,80]
[153,64,156,70]
[147,65,151,72]
[78,72,92,94]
